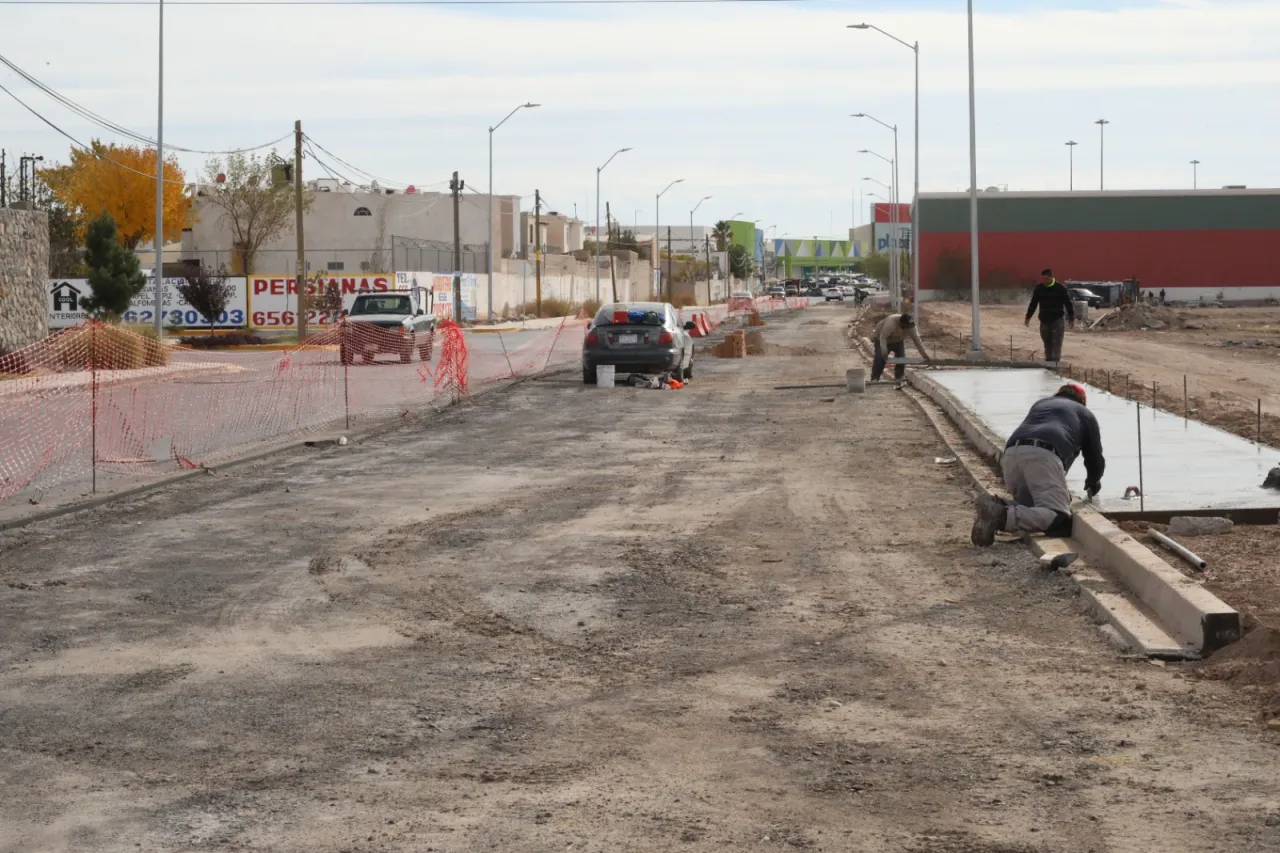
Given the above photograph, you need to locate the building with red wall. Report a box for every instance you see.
[917,189,1280,302]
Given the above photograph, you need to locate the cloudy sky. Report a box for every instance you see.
[3,0,1279,238]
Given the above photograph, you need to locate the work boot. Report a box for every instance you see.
[970,493,1007,547]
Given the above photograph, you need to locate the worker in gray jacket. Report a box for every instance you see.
[871,313,930,381]
[971,383,1105,546]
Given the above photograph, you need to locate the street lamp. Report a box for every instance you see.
[691,195,712,303]
[965,0,981,355]
[656,178,684,298]
[850,23,919,324]
[858,142,899,310]
[488,102,539,321]
[1096,118,1110,190]
[154,0,165,335]
[1191,159,1200,190]
[595,146,632,303]
[1066,141,1077,191]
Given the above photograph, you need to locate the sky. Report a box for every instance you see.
[3,0,1279,239]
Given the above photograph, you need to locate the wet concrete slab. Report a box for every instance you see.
[928,369,1280,513]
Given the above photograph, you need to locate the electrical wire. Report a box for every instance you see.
[2,0,813,5]
[0,79,186,184]
[0,51,292,155]
[302,134,412,189]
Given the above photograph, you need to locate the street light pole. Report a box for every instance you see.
[656,178,684,299]
[1066,141,1077,191]
[594,147,632,304]
[691,195,711,303]
[966,0,981,355]
[488,102,539,322]
[857,139,897,309]
[1191,159,1200,189]
[153,0,164,336]
[849,23,920,323]
[1096,118,1110,191]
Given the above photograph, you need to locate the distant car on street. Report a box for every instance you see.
[824,287,844,302]
[784,284,799,296]
[766,286,786,298]
[582,302,696,384]
[728,291,754,312]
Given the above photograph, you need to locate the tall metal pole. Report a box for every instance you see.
[1066,141,1077,191]
[966,0,982,355]
[1191,159,1200,189]
[892,125,900,312]
[153,0,164,336]
[911,41,919,326]
[595,147,631,302]
[655,178,684,299]
[487,103,538,323]
[295,121,306,339]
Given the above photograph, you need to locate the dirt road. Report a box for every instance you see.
[3,307,1279,852]
[920,302,1280,446]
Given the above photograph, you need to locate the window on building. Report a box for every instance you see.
[353,207,372,217]
[327,261,345,272]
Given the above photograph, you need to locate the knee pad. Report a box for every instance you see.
[1045,511,1074,538]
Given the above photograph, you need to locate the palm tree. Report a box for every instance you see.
[712,220,732,253]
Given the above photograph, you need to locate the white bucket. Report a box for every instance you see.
[597,364,615,388]
[846,368,866,394]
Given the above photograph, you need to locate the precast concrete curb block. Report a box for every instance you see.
[904,360,1241,657]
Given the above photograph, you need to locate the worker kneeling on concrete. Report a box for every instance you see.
[871,313,930,381]
[971,383,1105,546]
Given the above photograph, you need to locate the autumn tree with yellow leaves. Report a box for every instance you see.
[43,141,191,250]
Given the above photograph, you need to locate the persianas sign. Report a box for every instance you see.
[248,274,398,329]
[48,277,249,329]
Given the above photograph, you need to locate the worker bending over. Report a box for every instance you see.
[971,383,1105,546]
[871,313,930,382]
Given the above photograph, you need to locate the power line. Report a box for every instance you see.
[0,79,186,184]
[1,0,813,5]
[0,51,290,155]
[302,134,412,189]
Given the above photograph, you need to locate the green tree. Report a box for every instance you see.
[712,220,732,252]
[728,244,756,279]
[861,252,891,285]
[80,212,147,319]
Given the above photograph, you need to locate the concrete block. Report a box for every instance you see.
[1167,516,1234,536]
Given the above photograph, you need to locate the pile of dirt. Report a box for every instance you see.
[1091,303,1194,331]
[1192,624,1280,717]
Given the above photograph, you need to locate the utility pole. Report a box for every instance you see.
[534,189,542,315]
[0,150,6,207]
[451,171,464,319]
[607,201,619,302]
[666,226,672,301]
[294,120,307,340]
[705,235,712,304]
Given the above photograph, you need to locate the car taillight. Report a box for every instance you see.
[658,330,673,344]
[399,326,408,335]
[585,331,599,345]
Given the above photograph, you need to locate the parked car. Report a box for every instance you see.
[582,302,696,384]
[340,291,435,364]
[1069,286,1103,308]
[824,287,844,302]
[767,286,786,298]
[727,291,754,312]
[839,285,857,297]
[784,284,799,296]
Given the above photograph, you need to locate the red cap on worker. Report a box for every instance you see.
[1056,383,1087,406]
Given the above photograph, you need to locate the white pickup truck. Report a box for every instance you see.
[340,290,436,364]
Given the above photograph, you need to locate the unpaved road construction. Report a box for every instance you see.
[3,307,1280,852]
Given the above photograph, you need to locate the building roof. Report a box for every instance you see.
[919,188,1280,200]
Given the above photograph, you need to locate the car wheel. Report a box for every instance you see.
[340,344,353,366]
[400,344,412,364]
[683,360,693,380]
[420,331,434,361]
[583,366,597,385]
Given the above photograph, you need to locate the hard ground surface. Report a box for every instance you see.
[3,307,1280,853]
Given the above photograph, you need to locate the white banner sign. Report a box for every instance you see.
[48,277,250,329]
[873,223,912,254]
[246,274,400,330]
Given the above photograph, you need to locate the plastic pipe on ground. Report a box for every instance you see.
[1150,530,1208,572]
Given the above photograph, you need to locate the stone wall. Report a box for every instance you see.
[0,209,51,352]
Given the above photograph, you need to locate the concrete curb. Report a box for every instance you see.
[903,362,1241,657]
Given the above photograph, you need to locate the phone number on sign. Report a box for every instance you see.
[251,310,343,329]
[122,309,247,326]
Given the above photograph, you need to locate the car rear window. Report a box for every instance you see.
[594,307,664,326]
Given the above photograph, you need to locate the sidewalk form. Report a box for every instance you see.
[0,362,245,399]
[851,333,1240,659]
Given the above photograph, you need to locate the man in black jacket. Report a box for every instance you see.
[971,383,1105,546]
[1025,268,1075,363]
